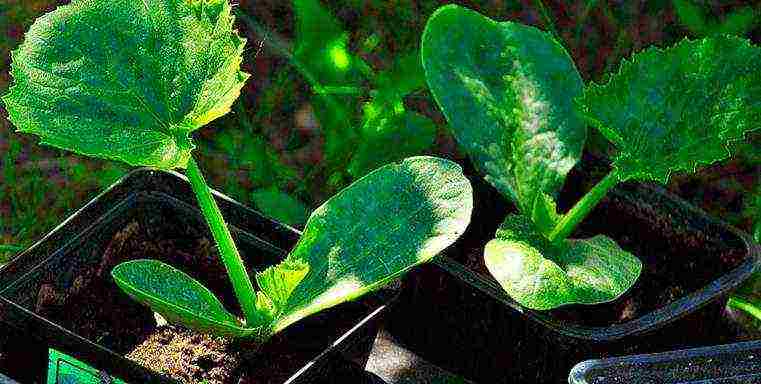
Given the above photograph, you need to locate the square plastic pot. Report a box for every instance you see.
[569,340,761,383]
[386,172,760,383]
[0,168,398,384]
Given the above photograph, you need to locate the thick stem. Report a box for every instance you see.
[548,168,621,242]
[186,156,259,325]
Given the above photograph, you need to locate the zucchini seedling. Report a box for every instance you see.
[421,4,760,310]
[2,0,474,341]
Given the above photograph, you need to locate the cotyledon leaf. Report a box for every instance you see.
[421,4,586,213]
[578,35,761,183]
[2,0,249,169]
[112,260,262,339]
[271,156,474,332]
[484,215,642,310]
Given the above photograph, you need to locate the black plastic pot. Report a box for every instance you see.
[0,168,398,384]
[569,339,761,383]
[386,167,760,383]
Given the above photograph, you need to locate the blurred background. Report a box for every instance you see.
[1,0,759,264]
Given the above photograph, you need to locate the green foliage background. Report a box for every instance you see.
[1,0,759,266]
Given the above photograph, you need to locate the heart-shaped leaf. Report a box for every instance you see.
[484,215,642,310]
[2,0,249,169]
[112,260,255,338]
[273,156,473,332]
[578,35,761,183]
[421,4,586,213]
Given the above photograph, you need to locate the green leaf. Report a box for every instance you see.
[421,4,586,213]
[348,109,437,179]
[273,156,473,331]
[255,259,309,312]
[484,215,642,310]
[251,187,309,227]
[372,51,426,107]
[530,193,561,237]
[716,7,757,37]
[112,260,257,338]
[673,0,709,36]
[673,0,757,37]
[579,36,761,183]
[2,0,249,169]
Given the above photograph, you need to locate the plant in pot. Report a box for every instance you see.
[385,3,760,383]
[1,0,474,382]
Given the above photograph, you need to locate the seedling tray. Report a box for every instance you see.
[0,168,398,384]
[387,166,760,383]
[569,340,761,383]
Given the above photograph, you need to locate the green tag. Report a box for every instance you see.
[47,349,127,384]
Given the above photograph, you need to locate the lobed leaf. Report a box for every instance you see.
[112,260,258,338]
[421,4,586,213]
[273,156,473,332]
[255,259,309,314]
[2,0,249,169]
[484,215,642,310]
[579,35,761,183]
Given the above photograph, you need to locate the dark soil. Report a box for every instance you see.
[28,201,381,384]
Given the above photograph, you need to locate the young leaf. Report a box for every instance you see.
[530,192,562,237]
[579,36,761,183]
[273,156,473,331]
[112,260,256,338]
[421,4,586,213]
[484,215,642,310]
[255,259,309,312]
[2,0,249,169]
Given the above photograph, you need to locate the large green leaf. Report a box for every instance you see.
[579,36,761,183]
[421,4,586,212]
[112,260,256,338]
[2,0,248,169]
[484,215,641,310]
[273,156,473,331]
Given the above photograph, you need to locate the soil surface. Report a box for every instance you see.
[29,201,380,384]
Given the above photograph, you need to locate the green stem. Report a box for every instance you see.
[186,156,259,325]
[548,168,621,242]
